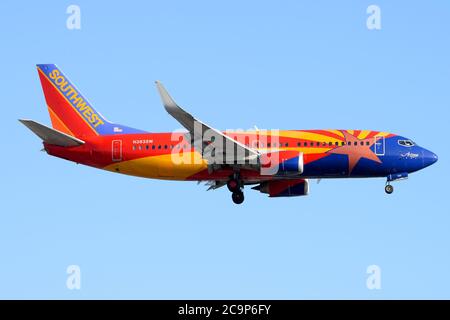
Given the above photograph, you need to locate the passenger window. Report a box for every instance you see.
[316,142,320,147]
[297,142,301,147]
[158,145,161,149]
[285,143,289,147]
[360,141,364,146]
[164,145,168,149]
[366,141,370,146]
[335,142,339,146]
[146,145,149,150]
[152,145,155,150]
[354,141,358,146]
[341,141,345,146]
[329,142,333,146]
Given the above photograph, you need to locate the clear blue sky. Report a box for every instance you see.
[0,0,448,299]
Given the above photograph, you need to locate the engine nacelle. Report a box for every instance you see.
[260,151,304,176]
[254,179,309,197]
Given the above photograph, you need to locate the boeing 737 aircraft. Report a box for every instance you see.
[20,64,438,204]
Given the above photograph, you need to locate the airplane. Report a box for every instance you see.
[20,64,438,204]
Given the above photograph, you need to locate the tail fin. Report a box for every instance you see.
[36,64,144,137]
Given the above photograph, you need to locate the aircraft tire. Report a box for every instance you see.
[385,184,394,194]
[232,191,245,204]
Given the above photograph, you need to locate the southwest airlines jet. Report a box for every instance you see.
[20,64,438,204]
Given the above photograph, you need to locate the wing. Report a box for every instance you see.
[155,81,260,168]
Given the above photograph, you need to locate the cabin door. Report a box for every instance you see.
[374,136,385,156]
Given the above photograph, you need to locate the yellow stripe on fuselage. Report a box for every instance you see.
[357,130,371,139]
[277,131,343,143]
[103,153,208,180]
[103,146,332,180]
[328,130,345,138]
[375,132,390,138]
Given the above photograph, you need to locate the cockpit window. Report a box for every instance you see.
[398,139,415,147]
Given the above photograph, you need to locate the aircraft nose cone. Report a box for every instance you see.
[422,148,438,168]
[432,152,438,163]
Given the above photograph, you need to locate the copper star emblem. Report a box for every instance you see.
[327,131,382,173]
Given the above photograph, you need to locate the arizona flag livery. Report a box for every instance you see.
[21,64,438,204]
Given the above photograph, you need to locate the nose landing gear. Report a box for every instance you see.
[384,172,408,194]
[385,183,394,194]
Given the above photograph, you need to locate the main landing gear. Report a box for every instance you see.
[231,190,244,204]
[228,175,244,204]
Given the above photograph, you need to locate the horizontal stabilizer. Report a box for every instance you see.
[19,119,85,147]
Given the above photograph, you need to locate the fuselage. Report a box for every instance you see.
[44,129,438,182]
[25,64,438,203]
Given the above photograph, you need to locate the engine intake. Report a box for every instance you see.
[260,151,304,176]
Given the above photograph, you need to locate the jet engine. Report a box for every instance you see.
[252,179,309,197]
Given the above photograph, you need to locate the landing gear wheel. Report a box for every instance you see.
[385,184,394,194]
[227,179,240,192]
[232,191,245,204]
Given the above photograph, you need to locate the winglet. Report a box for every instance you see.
[155,81,178,112]
[155,81,195,131]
